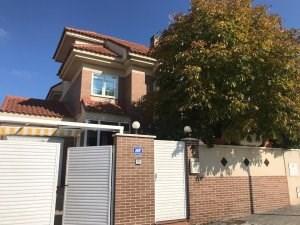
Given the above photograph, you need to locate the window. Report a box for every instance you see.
[86,130,97,146]
[100,121,119,126]
[85,120,98,146]
[92,73,118,98]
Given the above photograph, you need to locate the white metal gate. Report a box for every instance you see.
[154,140,187,222]
[63,146,113,225]
[0,140,61,225]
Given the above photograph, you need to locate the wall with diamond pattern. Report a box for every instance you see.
[184,140,290,225]
[194,145,286,177]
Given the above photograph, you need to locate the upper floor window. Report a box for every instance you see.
[92,73,118,98]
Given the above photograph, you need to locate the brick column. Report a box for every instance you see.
[113,134,156,225]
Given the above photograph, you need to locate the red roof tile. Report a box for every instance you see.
[66,27,150,55]
[73,43,119,57]
[0,96,72,118]
[82,97,125,115]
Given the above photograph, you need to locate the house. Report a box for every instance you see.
[0,27,299,225]
[0,28,158,225]
[0,27,157,146]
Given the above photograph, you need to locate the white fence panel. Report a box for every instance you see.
[154,140,187,222]
[0,140,60,225]
[63,146,113,225]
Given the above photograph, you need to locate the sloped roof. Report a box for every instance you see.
[82,97,125,115]
[73,43,119,57]
[65,27,150,55]
[0,96,72,118]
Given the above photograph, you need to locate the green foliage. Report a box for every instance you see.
[146,0,300,146]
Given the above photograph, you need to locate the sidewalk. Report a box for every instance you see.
[210,205,300,225]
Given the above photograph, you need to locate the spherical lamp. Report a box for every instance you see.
[132,121,141,134]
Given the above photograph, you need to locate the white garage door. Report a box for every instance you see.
[0,140,60,225]
[154,140,187,222]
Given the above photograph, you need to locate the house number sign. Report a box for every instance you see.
[133,146,143,156]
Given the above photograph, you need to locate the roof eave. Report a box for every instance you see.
[0,111,69,120]
[128,52,157,63]
[45,82,63,100]
[53,28,67,61]
[53,27,105,63]
[58,49,124,80]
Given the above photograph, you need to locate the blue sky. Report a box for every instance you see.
[0,0,299,103]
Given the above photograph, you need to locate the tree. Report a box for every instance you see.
[147,0,300,146]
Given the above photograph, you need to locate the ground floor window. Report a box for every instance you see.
[86,120,98,146]
[80,120,130,146]
[86,130,98,146]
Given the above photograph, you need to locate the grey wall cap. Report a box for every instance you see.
[113,133,157,139]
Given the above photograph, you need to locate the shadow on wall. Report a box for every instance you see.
[166,140,285,178]
[189,144,285,177]
[171,141,186,158]
[184,142,287,215]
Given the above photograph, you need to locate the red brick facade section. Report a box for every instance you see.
[130,70,147,103]
[80,69,92,100]
[114,135,155,225]
[185,141,290,225]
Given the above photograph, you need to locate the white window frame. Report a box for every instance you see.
[91,73,119,99]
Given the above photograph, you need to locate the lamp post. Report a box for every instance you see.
[132,121,141,134]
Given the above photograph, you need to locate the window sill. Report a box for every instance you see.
[91,94,118,100]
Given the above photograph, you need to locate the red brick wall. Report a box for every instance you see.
[185,141,290,225]
[114,135,155,225]
[111,137,290,225]
[252,176,290,213]
[188,176,289,224]
[130,70,147,103]
[80,69,91,99]
[189,176,251,224]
